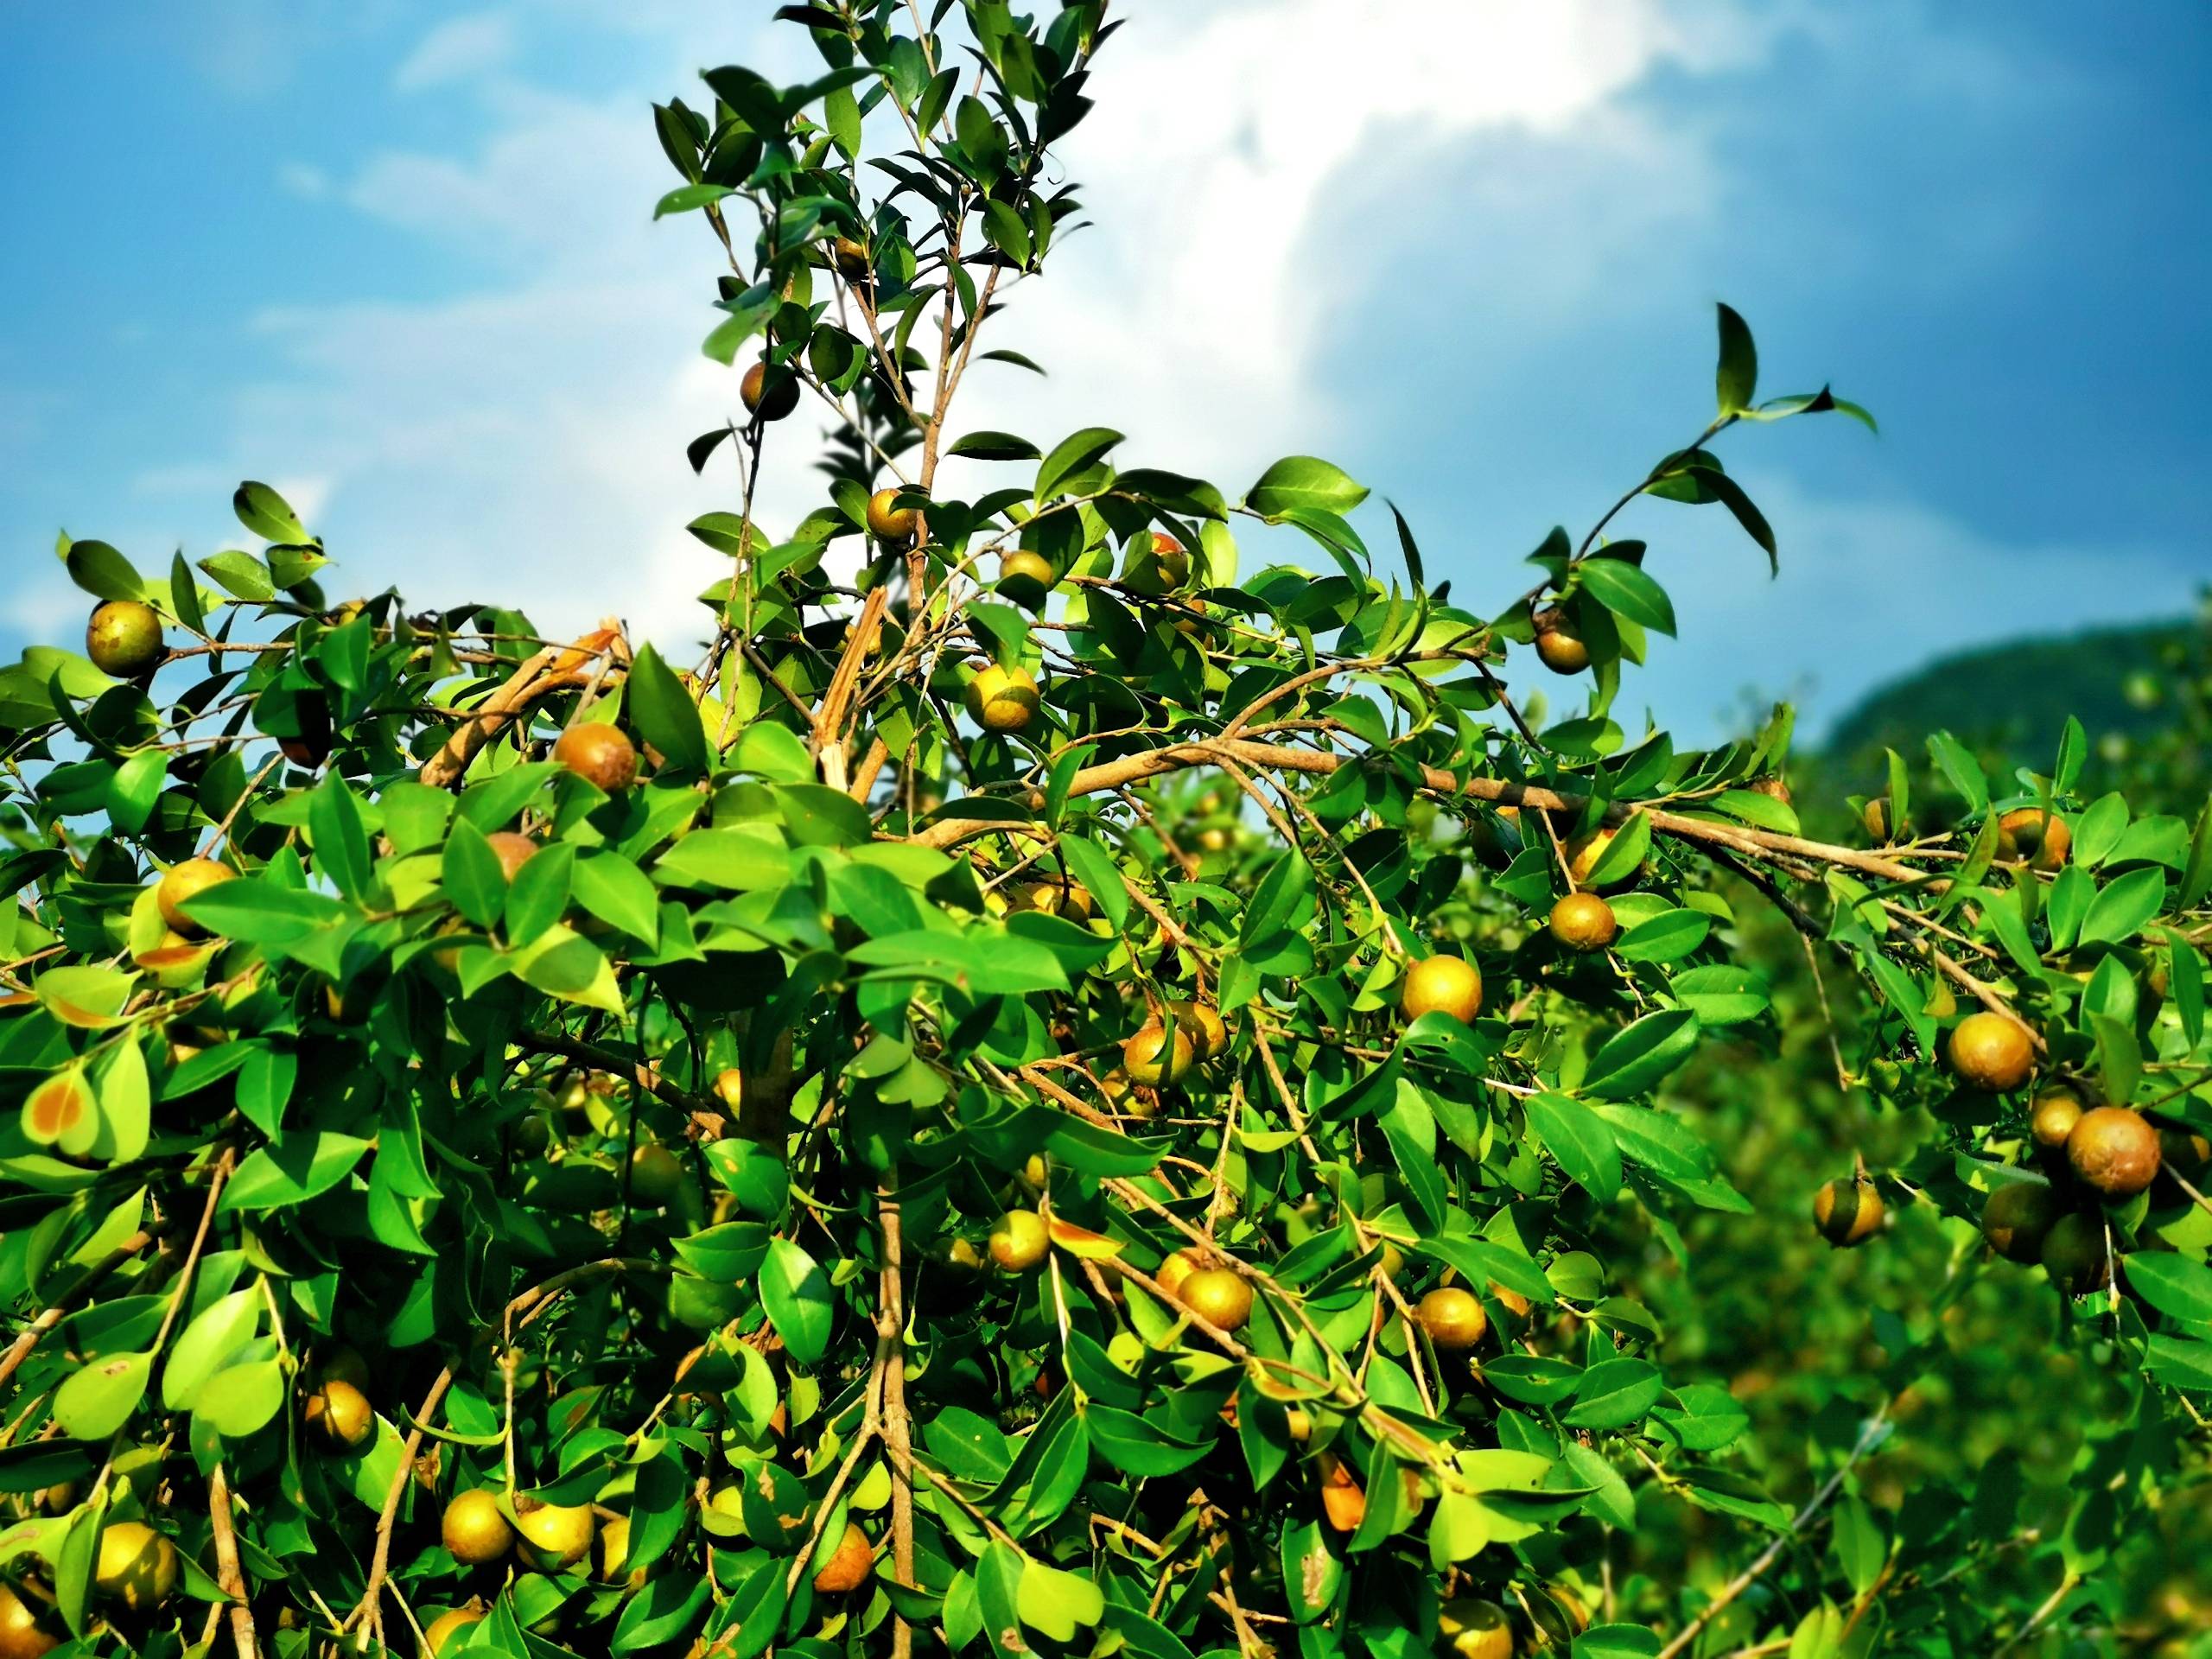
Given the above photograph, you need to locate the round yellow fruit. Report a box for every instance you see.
[740,359,798,421]
[483,831,538,883]
[0,1581,62,1659]
[988,1209,1049,1271]
[1155,1248,1206,1300]
[1980,1181,2063,1264]
[1123,1020,1197,1086]
[311,1342,370,1393]
[1547,892,1617,952]
[304,1376,376,1452]
[1948,1012,2035,1092]
[514,1502,596,1572]
[94,1521,179,1613]
[812,1522,874,1594]
[2041,1211,2111,1296]
[964,664,1041,733]
[424,1607,485,1656]
[156,857,237,937]
[554,722,639,792]
[1415,1287,1488,1351]
[2031,1090,2084,1148]
[442,1488,514,1566]
[1437,1596,1515,1659]
[2066,1107,2162,1198]
[1014,879,1093,922]
[628,1143,685,1207]
[1170,999,1230,1061]
[86,600,165,677]
[1401,956,1482,1025]
[1179,1268,1254,1331]
[1564,824,1635,889]
[867,487,919,543]
[598,1516,647,1591]
[998,550,1057,603]
[1530,607,1587,674]
[1995,806,2070,870]
[1811,1177,1884,1248]
[1122,531,1190,595]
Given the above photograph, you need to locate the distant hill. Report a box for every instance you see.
[1821,617,2192,776]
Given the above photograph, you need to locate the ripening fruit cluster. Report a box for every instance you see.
[1975,1085,2203,1297]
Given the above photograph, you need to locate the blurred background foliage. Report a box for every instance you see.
[1592,594,2212,1653]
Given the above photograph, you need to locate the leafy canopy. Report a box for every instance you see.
[2,7,2208,1659]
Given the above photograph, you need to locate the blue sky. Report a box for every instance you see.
[3,2,2208,746]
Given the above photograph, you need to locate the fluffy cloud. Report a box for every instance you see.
[193,0,1766,663]
[392,11,517,92]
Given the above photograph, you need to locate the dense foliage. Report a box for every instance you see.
[3,7,2210,1659]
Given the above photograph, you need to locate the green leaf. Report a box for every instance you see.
[2182,795,2212,908]
[1573,1624,1662,1658]
[64,540,146,603]
[162,1288,259,1411]
[308,777,373,904]
[194,1357,285,1438]
[980,199,1032,267]
[221,1134,372,1211]
[509,925,624,1014]
[1612,908,1709,964]
[197,551,276,603]
[1715,302,1758,414]
[180,880,345,946]
[1924,732,1988,812]
[1665,964,1769,1026]
[1679,1466,1790,1530]
[760,1236,831,1365]
[948,430,1042,461]
[573,852,661,945]
[1246,456,1369,519]
[1583,812,1651,888]
[1279,1520,1341,1624]
[1652,1384,1750,1452]
[627,645,709,774]
[105,750,168,836]
[169,550,207,633]
[1016,1559,1104,1643]
[2145,1335,2212,1391]
[1526,1094,1622,1200]
[54,1351,151,1440]
[1583,1010,1700,1100]
[233,480,307,544]
[35,965,135,1029]
[1418,1236,1554,1307]
[442,816,508,929]
[653,181,737,219]
[1575,557,1675,636]
[1709,788,1798,836]
[1560,1357,1662,1429]
[1035,427,1122,500]
[656,829,797,893]
[1702,471,1777,572]
[2122,1253,2212,1323]
[2078,867,2165,949]
[687,512,760,558]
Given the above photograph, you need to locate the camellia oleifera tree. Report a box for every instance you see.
[4,7,2210,1659]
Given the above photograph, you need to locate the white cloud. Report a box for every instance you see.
[931,0,1752,496]
[125,2,1839,666]
[276,162,331,200]
[393,12,517,92]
